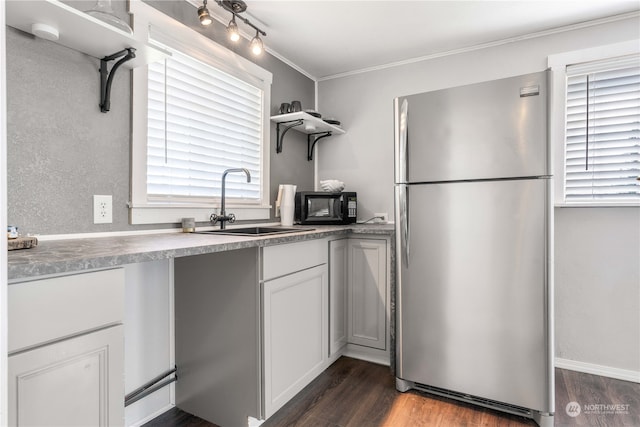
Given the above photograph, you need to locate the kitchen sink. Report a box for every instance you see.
[195,226,314,236]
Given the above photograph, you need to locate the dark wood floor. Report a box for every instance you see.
[145,357,640,427]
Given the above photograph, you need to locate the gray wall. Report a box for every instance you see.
[317,17,640,374]
[6,0,314,235]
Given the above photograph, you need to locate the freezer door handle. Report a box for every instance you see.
[399,184,410,267]
[395,99,409,184]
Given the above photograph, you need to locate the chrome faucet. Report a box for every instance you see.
[210,168,251,229]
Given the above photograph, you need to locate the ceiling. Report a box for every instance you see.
[197,0,640,80]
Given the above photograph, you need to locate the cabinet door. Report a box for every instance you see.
[348,239,387,350]
[8,325,124,426]
[329,239,348,357]
[263,265,328,418]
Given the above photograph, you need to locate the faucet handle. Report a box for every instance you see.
[210,213,219,224]
[228,213,236,224]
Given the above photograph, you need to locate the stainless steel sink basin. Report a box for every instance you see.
[195,226,314,236]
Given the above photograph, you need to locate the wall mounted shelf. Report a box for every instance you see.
[6,0,170,112]
[271,112,346,161]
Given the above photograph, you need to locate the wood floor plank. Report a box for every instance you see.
[143,407,220,427]
[147,357,639,427]
[554,368,640,427]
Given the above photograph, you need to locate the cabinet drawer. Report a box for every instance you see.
[263,239,327,280]
[9,268,125,353]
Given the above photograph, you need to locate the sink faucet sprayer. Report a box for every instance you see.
[210,168,251,229]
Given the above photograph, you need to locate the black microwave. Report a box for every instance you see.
[295,192,357,225]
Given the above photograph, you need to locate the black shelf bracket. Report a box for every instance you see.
[99,48,136,113]
[275,119,304,153]
[307,131,332,161]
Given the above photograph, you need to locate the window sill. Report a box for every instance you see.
[130,204,271,225]
[555,202,640,208]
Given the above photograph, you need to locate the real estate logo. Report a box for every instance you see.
[566,401,581,417]
[565,400,631,418]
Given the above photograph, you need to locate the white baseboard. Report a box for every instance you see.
[249,416,265,427]
[127,404,175,427]
[555,358,640,383]
[343,344,390,366]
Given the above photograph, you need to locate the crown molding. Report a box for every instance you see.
[318,11,640,81]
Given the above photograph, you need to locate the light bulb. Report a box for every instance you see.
[227,16,240,42]
[198,2,212,26]
[250,33,263,55]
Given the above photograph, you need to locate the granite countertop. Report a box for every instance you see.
[8,224,394,281]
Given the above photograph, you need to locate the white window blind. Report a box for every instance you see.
[564,56,640,202]
[147,45,263,203]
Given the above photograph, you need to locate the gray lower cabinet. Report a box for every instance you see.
[8,269,125,426]
[174,248,260,427]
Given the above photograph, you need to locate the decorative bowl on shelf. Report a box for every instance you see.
[323,118,341,126]
[320,179,345,192]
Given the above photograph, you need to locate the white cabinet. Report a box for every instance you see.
[329,238,348,358]
[262,239,328,419]
[263,265,328,418]
[329,236,390,364]
[260,235,389,422]
[8,325,124,427]
[8,269,125,426]
[347,238,388,351]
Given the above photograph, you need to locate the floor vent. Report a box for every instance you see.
[412,382,534,419]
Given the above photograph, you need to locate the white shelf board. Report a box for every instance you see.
[6,0,169,68]
[271,112,345,135]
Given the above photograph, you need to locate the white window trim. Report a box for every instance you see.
[548,40,640,207]
[129,0,273,225]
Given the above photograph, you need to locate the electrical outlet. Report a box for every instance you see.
[374,212,389,223]
[93,195,113,224]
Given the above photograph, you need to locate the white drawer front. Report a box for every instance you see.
[9,268,125,353]
[263,239,327,280]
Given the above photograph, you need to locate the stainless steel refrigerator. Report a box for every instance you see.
[394,71,554,427]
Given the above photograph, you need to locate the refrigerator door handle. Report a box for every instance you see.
[399,184,410,267]
[397,99,409,184]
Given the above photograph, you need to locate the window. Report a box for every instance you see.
[563,55,640,204]
[147,46,261,202]
[130,1,272,224]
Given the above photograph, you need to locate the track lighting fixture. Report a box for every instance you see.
[250,31,263,56]
[198,0,212,26]
[227,16,240,42]
[197,0,267,55]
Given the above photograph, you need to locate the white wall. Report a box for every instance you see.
[555,207,639,378]
[317,16,640,378]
